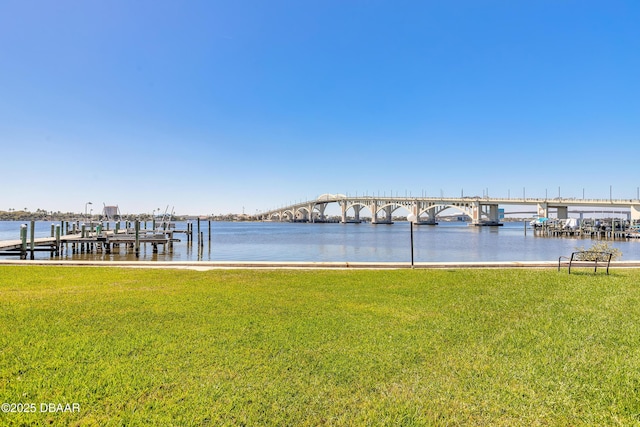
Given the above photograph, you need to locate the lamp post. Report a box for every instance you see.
[85,202,92,220]
[407,213,417,268]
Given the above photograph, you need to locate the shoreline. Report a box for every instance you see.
[2,259,640,270]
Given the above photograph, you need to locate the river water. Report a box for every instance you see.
[1,220,639,262]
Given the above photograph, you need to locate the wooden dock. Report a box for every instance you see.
[531,218,638,240]
[0,220,191,259]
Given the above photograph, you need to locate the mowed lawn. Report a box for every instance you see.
[1,266,640,426]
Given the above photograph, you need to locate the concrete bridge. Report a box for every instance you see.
[256,193,640,225]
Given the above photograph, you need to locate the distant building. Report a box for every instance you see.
[102,205,121,220]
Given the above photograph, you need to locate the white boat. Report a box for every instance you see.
[530,217,549,228]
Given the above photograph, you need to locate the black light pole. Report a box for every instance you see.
[407,213,416,268]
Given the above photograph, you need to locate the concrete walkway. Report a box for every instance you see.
[2,259,640,270]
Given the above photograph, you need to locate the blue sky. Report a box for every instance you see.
[1,1,639,215]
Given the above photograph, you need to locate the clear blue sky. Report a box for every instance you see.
[2,1,639,215]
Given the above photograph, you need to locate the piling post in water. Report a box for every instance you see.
[135,220,140,258]
[197,231,204,260]
[611,219,615,239]
[196,220,200,253]
[208,220,211,241]
[30,220,35,260]
[55,225,61,255]
[20,224,27,260]
[50,223,55,238]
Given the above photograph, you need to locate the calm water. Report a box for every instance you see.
[2,220,640,262]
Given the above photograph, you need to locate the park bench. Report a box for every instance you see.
[558,251,612,275]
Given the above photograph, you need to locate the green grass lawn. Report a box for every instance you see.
[1,266,640,426]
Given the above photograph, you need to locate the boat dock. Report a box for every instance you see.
[531,218,640,239]
[0,220,194,259]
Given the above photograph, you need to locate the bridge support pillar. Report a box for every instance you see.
[631,205,640,222]
[372,204,393,224]
[486,204,501,225]
[471,203,501,226]
[307,204,318,222]
[341,203,362,223]
[471,201,481,225]
[317,203,327,222]
[417,207,437,225]
[556,206,568,220]
[382,206,394,224]
[370,201,378,224]
[537,203,549,219]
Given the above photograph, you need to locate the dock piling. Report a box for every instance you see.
[55,225,61,255]
[135,220,140,258]
[30,220,35,260]
[20,224,27,260]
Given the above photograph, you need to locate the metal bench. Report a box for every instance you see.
[558,251,612,275]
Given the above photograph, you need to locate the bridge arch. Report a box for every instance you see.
[421,204,475,220]
[343,202,373,219]
[376,202,412,218]
[281,209,295,221]
[295,206,310,218]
